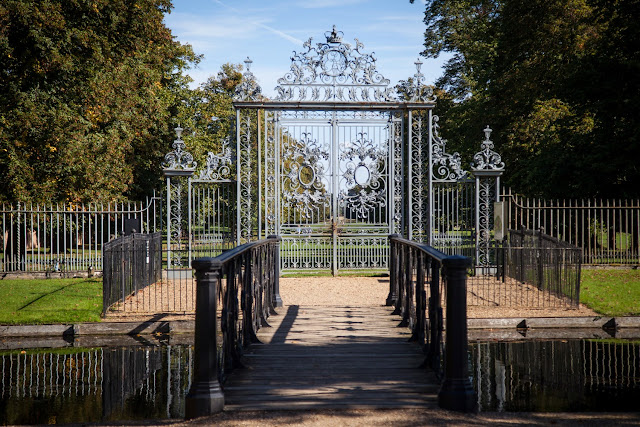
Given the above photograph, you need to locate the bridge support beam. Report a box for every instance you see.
[438,255,477,412]
[185,258,225,418]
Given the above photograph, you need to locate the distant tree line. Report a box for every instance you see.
[413,0,640,198]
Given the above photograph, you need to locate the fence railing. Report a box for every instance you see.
[503,189,640,265]
[387,234,476,412]
[185,235,281,419]
[498,228,582,308]
[0,198,161,274]
[102,233,163,315]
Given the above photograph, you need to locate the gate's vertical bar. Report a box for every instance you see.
[428,109,434,246]
[407,110,413,240]
[236,108,241,246]
[258,109,262,239]
[331,111,338,276]
[188,176,192,270]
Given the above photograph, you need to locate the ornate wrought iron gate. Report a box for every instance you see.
[267,110,397,273]
[163,27,506,276]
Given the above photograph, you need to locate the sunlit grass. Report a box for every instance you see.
[0,278,102,325]
[580,269,640,316]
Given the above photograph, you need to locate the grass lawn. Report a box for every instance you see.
[580,269,640,316]
[0,278,102,325]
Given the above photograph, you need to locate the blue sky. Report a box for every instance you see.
[164,0,450,97]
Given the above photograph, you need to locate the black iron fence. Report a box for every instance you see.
[185,235,281,418]
[0,198,161,274]
[503,189,640,265]
[499,228,582,307]
[102,232,163,315]
[387,234,476,412]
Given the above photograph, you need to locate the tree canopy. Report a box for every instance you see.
[0,0,198,203]
[413,0,640,198]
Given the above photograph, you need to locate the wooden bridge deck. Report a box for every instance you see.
[223,304,441,411]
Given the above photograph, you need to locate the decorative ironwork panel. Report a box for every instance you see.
[409,112,428,242]
[274,26,394,102]
[337,236,388,269]
[431,115,467,182]
[391,112,404,235]
[237,111,254,242]
[280,124,332,224]
[197,136,234,181]
[337,124,389,229]
[281,236,332,270]
[264,111,278,237]
[271,111,393,271]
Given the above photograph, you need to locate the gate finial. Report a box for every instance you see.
[325,25,343,43]
[472,125,504,171]
[163,126,196,173]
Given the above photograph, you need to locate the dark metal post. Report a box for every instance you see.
[386,234,400,306]
[185,257,225,418]
[426,258,441,370]
[268,235,283,307]
[438,255,476,412]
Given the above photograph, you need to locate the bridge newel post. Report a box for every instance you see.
[185,257,225,419]
[268,235,283,307]
[438,255,477,412]
[386,234,400,306]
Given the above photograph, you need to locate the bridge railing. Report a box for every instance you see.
[387,234,476,412]
[185,235,282,419]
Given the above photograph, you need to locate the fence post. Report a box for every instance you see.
[386,234,400,306]
[438,254,476,412]
[268,235,283,307]
[185,257,225,418]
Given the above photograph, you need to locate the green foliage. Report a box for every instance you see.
[0,0,199,204]
[581,269,640,316]
[0,278,103,324]
[416,0,640,198]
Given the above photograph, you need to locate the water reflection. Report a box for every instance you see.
[2,339,640,422]
[0,345,193,424]
[471,340,640,412]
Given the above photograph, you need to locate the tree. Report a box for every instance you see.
[413,0,640,198]
[0,0,198,203]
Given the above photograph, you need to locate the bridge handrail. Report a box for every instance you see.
[387,233,477,412]
[184,235,282,419]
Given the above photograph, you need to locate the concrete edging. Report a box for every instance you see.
[1,317,639,339]
[0,320,194,338]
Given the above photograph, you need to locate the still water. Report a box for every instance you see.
[0,344,193,424]
[1,339,639,423]
[470,340,640,412]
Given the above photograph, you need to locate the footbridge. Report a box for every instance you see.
[183,235,476,418]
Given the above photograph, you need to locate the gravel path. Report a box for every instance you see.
[279,276,597,318]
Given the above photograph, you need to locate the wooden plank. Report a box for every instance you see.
[222,304,440,410]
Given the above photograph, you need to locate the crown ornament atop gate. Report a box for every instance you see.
[274,26,395,102]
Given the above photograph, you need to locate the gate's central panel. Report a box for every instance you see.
[275,110,393,272]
